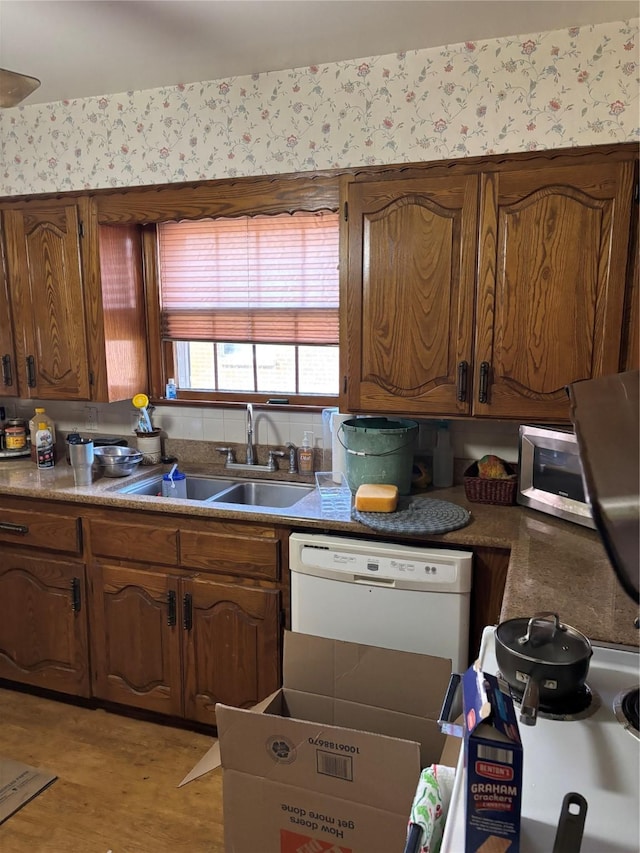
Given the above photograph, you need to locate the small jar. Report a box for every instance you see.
[5,418,27,451]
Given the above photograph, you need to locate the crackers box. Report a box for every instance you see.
[462,666,523,853]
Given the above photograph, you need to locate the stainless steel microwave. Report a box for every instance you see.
[517,424,595,529]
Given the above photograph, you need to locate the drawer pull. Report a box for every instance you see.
[167,590,177,627]
[71,577,81,612]
[183,593,193,631]
[0,521,29,535]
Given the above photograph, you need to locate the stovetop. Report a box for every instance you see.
[441,626,640,853]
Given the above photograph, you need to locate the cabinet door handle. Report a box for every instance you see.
[1,355,13,387]
[71,577,81,612]
[457,361,468,402]
[26,355,36,388]
[183,593,193,631]
[167,590,177,627]
[0,521,28,535]
[478,361,490,404]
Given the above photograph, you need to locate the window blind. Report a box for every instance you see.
[158,211,339,344]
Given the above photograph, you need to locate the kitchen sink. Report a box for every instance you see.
[117,474,237,500]
[116,474,314,509]
[207,480,314,508]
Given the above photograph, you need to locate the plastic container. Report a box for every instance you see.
[29,407,56,464]
[340,417,418,495]
[315,471,352,516]
[35,422,55,469]
[165,378,177,400]
[432,420,454,488]
[162,470,187,498]
[297,431,314,474]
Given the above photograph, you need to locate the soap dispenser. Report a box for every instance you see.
[297,431,314,474]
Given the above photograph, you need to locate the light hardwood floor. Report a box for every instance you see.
[0,687,224,853]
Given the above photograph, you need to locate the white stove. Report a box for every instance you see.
[442,626,640,852]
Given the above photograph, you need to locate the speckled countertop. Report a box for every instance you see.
[0,458,637,648]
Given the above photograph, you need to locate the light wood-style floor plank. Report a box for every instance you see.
[0,687,224,853]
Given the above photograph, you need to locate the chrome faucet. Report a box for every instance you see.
[245,403,255,465]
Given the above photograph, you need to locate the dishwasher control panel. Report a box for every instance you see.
[291,532,472,593]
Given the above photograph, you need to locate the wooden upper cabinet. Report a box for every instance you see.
[0,197,148,402]
[344,174,479,415]
[2,202,91,399]
[474,160,635,420]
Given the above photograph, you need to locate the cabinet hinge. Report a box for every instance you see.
[79,220,85,238]
[343,202,348,222]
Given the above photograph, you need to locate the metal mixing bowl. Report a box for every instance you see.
[94,445,143,477]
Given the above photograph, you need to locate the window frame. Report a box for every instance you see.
[129,172,344,408]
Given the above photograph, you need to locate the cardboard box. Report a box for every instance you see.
[188,630,455,853]
[462,666,522,853]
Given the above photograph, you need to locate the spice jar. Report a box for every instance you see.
[5,418,28,451]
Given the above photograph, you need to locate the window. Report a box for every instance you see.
[157,210,340,403]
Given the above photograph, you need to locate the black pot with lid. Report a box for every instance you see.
[495,612,593,726]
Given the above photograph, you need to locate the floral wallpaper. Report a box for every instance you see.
[1,18,638,196]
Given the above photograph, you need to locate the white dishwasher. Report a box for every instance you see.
[289,532,472,671]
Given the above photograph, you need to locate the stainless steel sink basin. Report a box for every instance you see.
[116,474,314,509]
[118,474,237,500]
[208,480,313,508]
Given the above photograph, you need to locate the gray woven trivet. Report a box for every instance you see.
[352,496,470,534]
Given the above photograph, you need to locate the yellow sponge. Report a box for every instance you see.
[354,483,399,512]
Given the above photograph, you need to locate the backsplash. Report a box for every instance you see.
[1,398,520,476]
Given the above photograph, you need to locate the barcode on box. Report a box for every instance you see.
[478,744,513,764]
[316,750,353,781]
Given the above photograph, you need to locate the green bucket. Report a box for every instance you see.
[340,417,418,495]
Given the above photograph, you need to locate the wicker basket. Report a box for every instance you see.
[463,461,518,505]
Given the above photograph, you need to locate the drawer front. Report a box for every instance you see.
[180,530,279,580]
[0,507,81,554]
[89,519,179,566]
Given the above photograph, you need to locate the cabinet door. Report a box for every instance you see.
[344,174,478,415]
[0,226,17,396]
[183,578,280,725]
[0,549,90,696]
[3,203,91,399]
[89,562,183,716]
[475,160,635,420]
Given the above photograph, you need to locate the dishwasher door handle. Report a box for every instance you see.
[354,574,396,587]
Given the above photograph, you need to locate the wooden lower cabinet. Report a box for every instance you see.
[0,548,90,696]
[89,560,281,726]
[89,562,183,716]
[183,577,280,724]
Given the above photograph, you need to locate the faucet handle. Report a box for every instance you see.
[215,446,235,465]
[285,442,298,474]
[267,449,286,472]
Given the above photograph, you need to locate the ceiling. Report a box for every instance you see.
[0,0,637,106]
